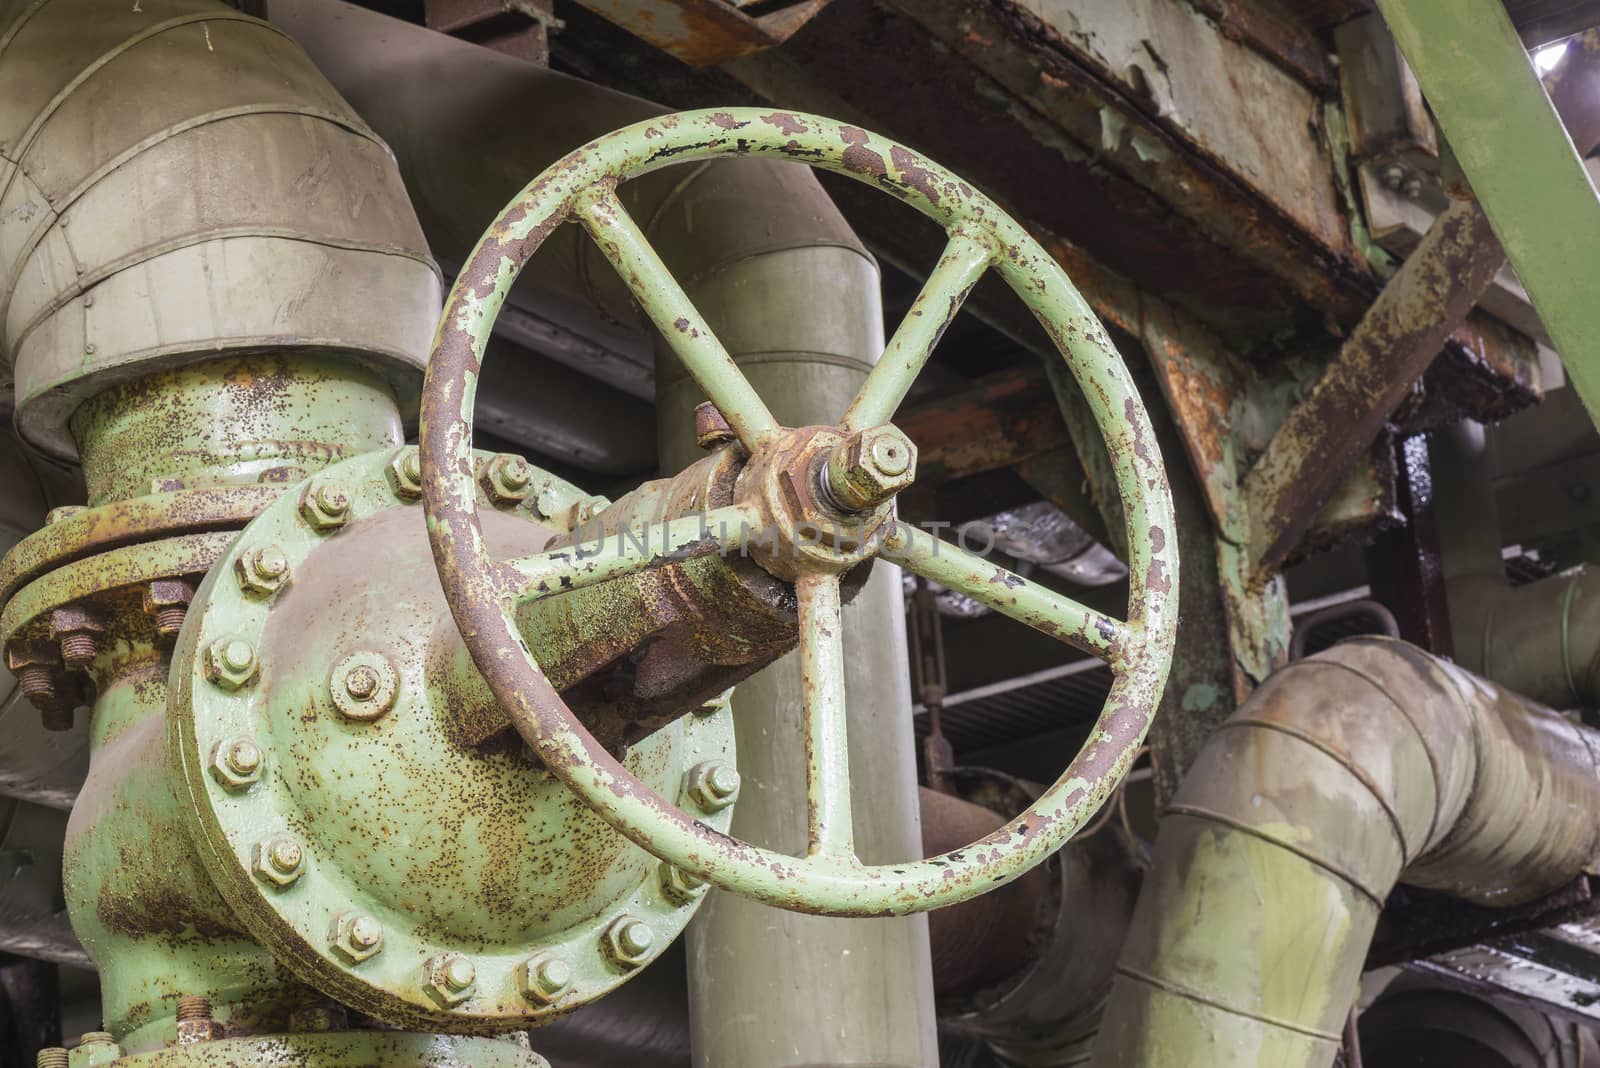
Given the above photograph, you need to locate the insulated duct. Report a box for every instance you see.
[0,0,440,468]
[1434,419,1600,708]
[1090,637,1600,1068]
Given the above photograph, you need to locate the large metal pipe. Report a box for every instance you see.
[1090,637,1600,1068]
[0,0,438,464]
[659,232,940,1068]
[1434,419,1600,708]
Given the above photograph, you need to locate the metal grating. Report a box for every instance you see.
[913,657,1111,755]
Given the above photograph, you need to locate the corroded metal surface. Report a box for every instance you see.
[571,0,832,67]
[420,107,1177,916]
[169,448,736,1032]
[101,1032,549,1066]
[0,486,285,606]
[1244,196,1506,584]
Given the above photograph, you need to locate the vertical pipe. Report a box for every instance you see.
[666,243,939,1067]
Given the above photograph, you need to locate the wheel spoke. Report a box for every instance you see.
[885,524,1136,667]
[843,226,995,431]
[797,570,854,859]
[504,502,765,605]
[575,187,779,450]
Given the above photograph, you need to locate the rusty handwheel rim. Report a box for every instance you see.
[421,108,1177,917]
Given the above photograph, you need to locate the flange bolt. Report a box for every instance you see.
[210,736,264,791]
[482,454,533,504]
[300,481,353,531]
[330,912,384,963]
[685,761,741,813]
[602,916,656,969]
[517,955,573,1005]
[236,544,291,596]
[255,834,305,886]
[422,952,478,1006]
[205,636,259,690]
[36,1050,67,1068]
[175,995,221,1044]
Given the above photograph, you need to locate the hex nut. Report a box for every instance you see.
[387,447,423,501]
[422,953,477,1007]
[329,912,384,964]
[299,480,353,531]
[254,834,306,887]
[481,453,533,505]
[235,544,291,596]
[685,761,741,813]
[602,916,656,970]
[825,425,918,512]
[516,954,573,1005]
[660,863,708,904]
[72,1032,122,1066]
[694,401,736,449]
[142,578,195,639]
[204,636,259,691]
[329,651,399,722]
[209,737,264,791]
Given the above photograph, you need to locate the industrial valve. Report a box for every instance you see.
[7,107,1175,1060]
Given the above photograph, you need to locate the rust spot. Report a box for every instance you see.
[839,125,888,181]
[760,111,808,135]
[889,144,942,206]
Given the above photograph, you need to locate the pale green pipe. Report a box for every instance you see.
[1090,637,1600,1068]
[1434,420,1600,708]
[664,248,939,1066]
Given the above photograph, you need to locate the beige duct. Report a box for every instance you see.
[1434,419,1600,708]
[1090,637,1600,1068]
[0,0,439,466]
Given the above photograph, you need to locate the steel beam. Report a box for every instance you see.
[1244,197,1506,584]
[1377,0,1600,427]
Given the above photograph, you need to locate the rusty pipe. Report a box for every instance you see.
[1090,637,1600,1068]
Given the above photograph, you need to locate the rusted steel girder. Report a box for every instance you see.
[569,0,832,67]
[1244,197,1506,585]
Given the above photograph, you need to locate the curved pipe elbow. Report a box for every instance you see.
[1092,637,1600,1068]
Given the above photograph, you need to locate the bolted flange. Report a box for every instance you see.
[329,912,384,964]
[515,955,573,1006]
[204,635,259,690]
[300,480,353,532]
[684,761,740,813]
[255,834,306,887]
[329,651,399,722]
[601,916,655,970]
[235,544,291,597]
[422,953,478,1007]
[209,737,264,791]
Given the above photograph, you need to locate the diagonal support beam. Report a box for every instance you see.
[1244,197,1506,584]
[1377,0,1600,428]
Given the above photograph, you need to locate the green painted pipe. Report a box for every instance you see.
[662,245,940,1067]
[1089,637,1600,1068]
[1434,420,1600,708]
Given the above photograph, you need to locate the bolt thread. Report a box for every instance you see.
[59,633,96,667]
[16,665,55,704]
[156,604,187,636]
[176,995,212,1022]
[79,1033,113,1046]
[36,1050,67,1068]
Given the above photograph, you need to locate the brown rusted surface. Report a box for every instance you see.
[572,0,833,67]
[0,486,284,606]
[920,785,1049,999]
[1245,197,1506,583]
[900,366,1070,485]
[1188,0,1338,92]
